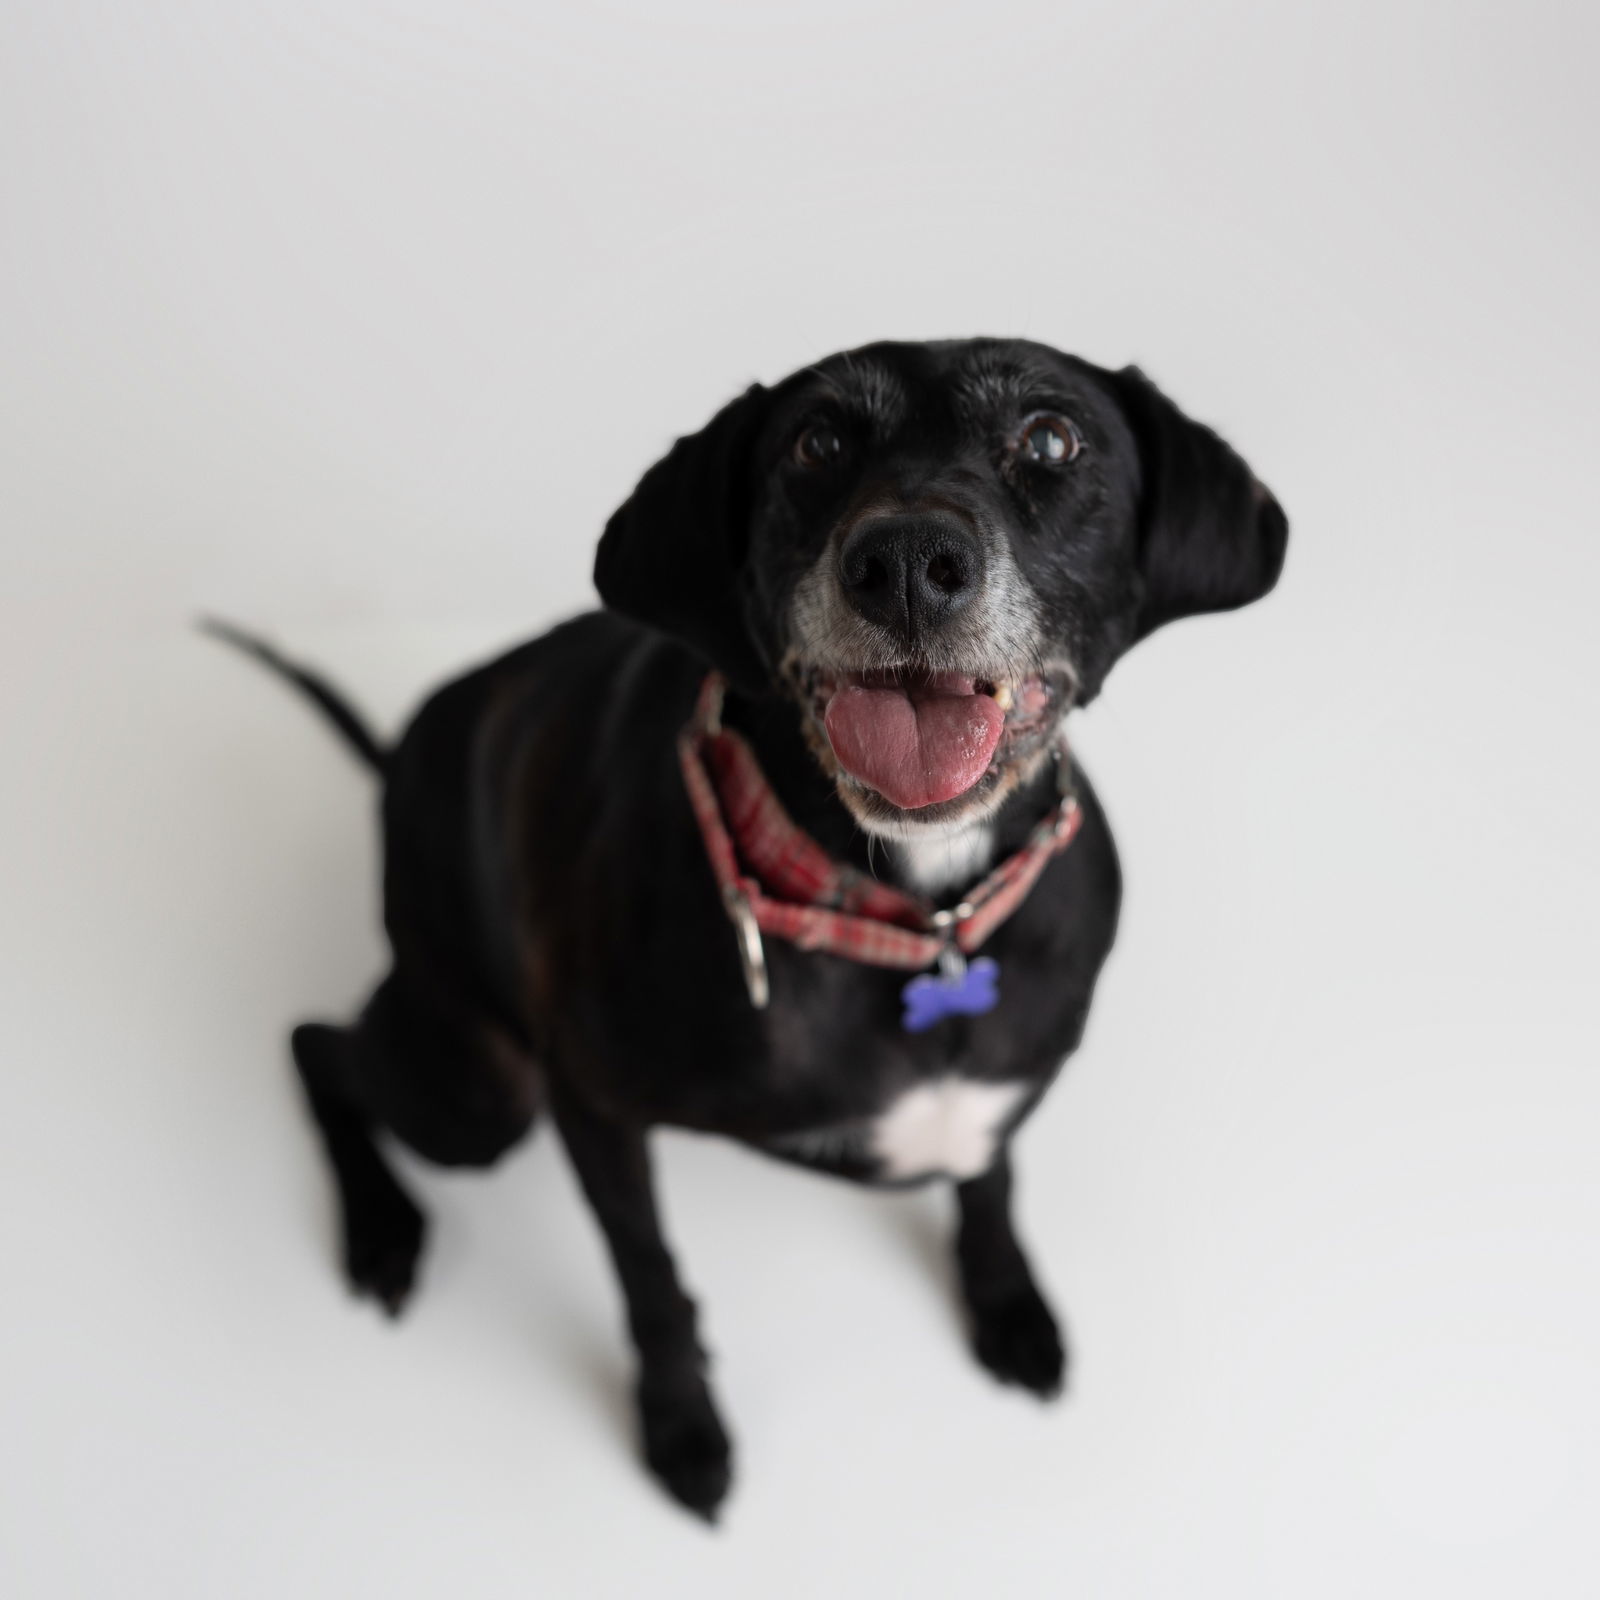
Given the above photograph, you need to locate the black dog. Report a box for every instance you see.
[214,338,1286,1520]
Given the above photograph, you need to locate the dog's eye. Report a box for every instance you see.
[1017,414,1082,465]
[794,423,845,469]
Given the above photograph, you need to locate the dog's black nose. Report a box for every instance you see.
[837,515,981,639]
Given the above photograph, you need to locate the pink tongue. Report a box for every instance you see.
[824,683,1004,809]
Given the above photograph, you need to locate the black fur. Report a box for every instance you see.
[201,616,388,772]
[217,338,1285,1520]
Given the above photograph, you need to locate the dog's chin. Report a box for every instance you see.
[790,665,1070,843]
[834,764,1039,841]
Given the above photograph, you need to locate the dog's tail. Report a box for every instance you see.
[199,617,388,775]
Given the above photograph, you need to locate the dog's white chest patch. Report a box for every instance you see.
[869,1078,1028,1180]
[894,825,996,897]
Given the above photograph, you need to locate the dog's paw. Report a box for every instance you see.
[341,1181,427,1318]
[640,1385,734,1522]
[969,1282,1067,1399]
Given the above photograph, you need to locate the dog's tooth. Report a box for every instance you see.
[992,681,1015,712]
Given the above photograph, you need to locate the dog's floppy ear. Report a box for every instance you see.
[1111,367,1289,638]
[594,383,770,689]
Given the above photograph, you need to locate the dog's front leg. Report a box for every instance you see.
[550,1081,732,1520]
[955,1149,1066,1398]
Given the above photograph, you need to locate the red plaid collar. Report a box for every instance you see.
[679,672,1082,1008]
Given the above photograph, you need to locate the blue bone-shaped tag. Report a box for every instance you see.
[900,957,1000,1033]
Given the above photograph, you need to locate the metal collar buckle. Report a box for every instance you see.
[702,676,726,736]
[723,883,769,1009]
[927,901,976,978]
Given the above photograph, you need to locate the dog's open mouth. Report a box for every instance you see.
[799,667,1060,813]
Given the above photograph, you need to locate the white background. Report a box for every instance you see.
[4,2,1597,1594]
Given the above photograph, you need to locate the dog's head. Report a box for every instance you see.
[595,339,1287,839]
